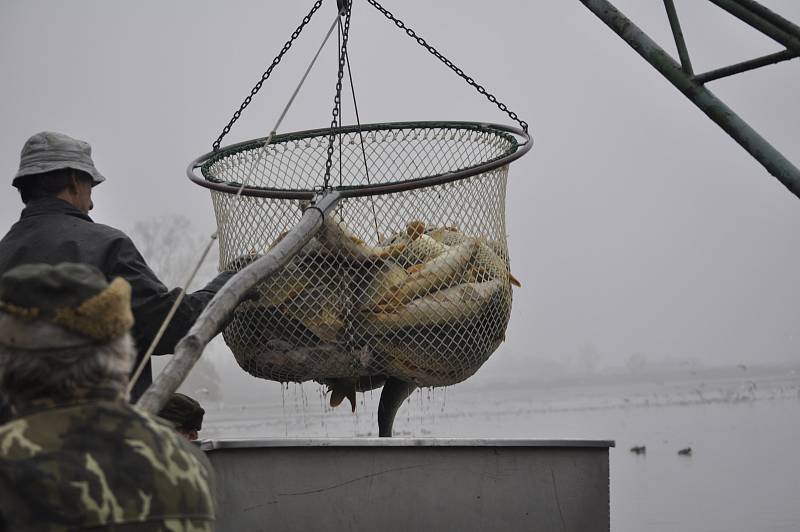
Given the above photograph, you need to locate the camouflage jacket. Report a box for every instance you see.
[0,393,215,531]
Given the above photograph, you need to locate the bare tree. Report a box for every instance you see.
[128,214,225,402]
[128,215,217,289]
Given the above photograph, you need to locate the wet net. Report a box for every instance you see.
[196,121,526,388]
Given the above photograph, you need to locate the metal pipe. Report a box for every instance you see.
[693,49,798,84]
[663,0,694,75]
[137,191,343,413]
[707,0,800,55]
[727,0,800,39]
[579,0,800,199]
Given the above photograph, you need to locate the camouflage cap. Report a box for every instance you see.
[0,263,134,350]
[13,131,106,188]
[158,393,205,432]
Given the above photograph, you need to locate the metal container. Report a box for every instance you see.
[202,438,613,531]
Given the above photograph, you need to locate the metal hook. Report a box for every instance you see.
[337,0,351,16]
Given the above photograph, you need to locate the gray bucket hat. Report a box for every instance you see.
[13,131,106,188]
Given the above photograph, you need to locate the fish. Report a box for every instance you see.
[324,375,388,412]
[364,278,503,333]
[280,282,344,343]
[379,220,425,247]
[472,239,522,287]
[378,377,417,437]
[317,214,407,261]
[425,226,521,286]
[377,333,505,387]
[376,239,479,311]
[395,233,450,269]
[357,260,409,311]
[229,341,352,382]
[425,225,470,246]
[239,258,320,309]
[229,233,338,310]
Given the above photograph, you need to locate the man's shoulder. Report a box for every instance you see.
[0,400,183,454]
[0,400,212,472]
[0,401,215,529]
[2,207,130,242]
[88,220,133,241]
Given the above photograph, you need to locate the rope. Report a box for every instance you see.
[344,40,381,240]
[237,13,342,198]
[127,233,218,395]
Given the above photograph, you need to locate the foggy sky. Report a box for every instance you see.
[1,0,798,376]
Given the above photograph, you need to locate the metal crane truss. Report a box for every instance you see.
[580,0,800,199]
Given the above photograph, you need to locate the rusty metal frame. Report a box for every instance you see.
[580,0,800,199]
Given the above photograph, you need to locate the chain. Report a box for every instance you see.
[323,4,353,188]
[213,1,326,151]
[365,0,529,133]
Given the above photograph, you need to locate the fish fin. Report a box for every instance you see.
[379,243,406,259]
[406,264,425,275]
[330,388,346,408]
[509,273,522,287]
[372,303,396,314]
[406,221,426,240]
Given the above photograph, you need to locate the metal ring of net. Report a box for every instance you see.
[189,121,531,387]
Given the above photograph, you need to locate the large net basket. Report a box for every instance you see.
[190,121,530,387]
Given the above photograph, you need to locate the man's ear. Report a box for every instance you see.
[66,171,80,194]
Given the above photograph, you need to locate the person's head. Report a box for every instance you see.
[0,263,135,415]
[158,393,205,441]
[12,131,106,213]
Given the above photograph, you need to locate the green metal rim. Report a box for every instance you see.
[188,121,532,200]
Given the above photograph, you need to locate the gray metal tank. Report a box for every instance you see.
[202,438,613,531]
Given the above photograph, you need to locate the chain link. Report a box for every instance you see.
[323,6,353,188]
[213,1,326,151]
[365,0,529,133]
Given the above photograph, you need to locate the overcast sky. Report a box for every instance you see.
[1,0,798,376]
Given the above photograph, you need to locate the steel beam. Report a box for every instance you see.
[579,0,800,199]
[708,0,800,55]
[727,0,800,40]
[693,49,798,84]
[663,0,694,75]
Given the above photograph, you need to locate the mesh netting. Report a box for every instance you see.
[200,122,522,387]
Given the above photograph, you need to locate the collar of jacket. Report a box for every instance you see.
[20,197,94,223]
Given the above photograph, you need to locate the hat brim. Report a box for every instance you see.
[13,162,105,188]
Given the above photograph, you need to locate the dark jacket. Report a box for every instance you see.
[0,198,232,403]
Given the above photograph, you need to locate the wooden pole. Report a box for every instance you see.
[137,191,342,414]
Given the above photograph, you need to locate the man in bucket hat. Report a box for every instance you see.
[0,263,215,530]
[0,131,235,419]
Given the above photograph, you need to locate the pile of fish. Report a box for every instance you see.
[223,213,519,388]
